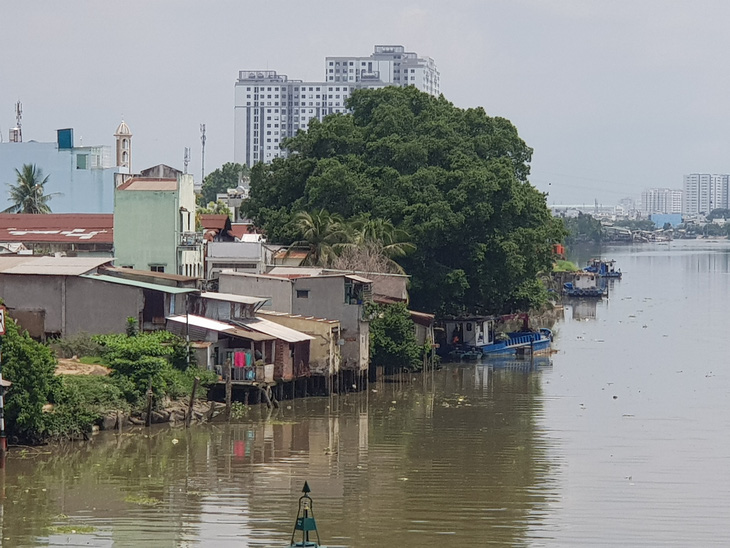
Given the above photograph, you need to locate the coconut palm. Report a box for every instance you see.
[289,209,349,266]
[349,217,416,258]
[333,216,416,274]
[4,164,57,214]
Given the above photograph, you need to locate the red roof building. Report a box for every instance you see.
[0,213,113,255]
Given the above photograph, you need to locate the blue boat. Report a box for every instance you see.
[585,258,622,279]
[563,271,606,298]
[443,314,553,358]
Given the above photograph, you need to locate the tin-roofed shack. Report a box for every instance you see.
[0,256,196,339]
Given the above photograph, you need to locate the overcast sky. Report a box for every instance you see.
[2,1,729,205]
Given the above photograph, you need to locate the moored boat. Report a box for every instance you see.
[585,258,622,279]
[563,271,606,298]
[442,314,553,358]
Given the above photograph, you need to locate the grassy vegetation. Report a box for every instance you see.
[554,259,579,272]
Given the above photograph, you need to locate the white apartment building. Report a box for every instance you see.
[325,45,440,96]
[641,188,683,215]
[233,71,385,166]
[234,45,439,167]
[683,174,729,215]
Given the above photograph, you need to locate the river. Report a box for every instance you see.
[2,239,730,547]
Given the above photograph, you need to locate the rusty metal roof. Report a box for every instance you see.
[0,213,113,243]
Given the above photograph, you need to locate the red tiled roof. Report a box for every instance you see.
[0,214,113,243]
[230,223,260,239]
[199,214,228,231]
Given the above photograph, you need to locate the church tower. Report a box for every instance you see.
[114,120,132,173]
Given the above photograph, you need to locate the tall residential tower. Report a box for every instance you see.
[234,45,439,167]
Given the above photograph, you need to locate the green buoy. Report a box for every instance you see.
[289,481,327,547]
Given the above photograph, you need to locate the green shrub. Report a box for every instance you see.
[49,332,103,359]
[2,316,59,442]
[367,302,422,372]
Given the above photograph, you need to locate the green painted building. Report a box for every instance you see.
[113,171,203,277]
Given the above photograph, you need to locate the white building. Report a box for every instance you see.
[683,174,729,215]
[325,45,440,96]
[641,188,683,215]
[234,45,438,167]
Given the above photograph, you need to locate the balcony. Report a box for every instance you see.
[179,232,204,249]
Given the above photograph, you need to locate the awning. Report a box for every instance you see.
[233,317,314,343]
[82,274,197,294]
[166,314,274,341]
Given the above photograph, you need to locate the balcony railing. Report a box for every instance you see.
[179,232,204,247]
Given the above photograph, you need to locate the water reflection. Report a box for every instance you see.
[1,362,555,547]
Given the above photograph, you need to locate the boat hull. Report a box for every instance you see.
[478,329,552,356]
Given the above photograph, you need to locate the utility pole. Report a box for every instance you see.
[200,124,206,185]
[183,147,190,175]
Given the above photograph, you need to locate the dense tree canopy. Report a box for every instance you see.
[243,87,565,315]
[200,162,249,205]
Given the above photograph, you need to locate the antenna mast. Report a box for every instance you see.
[10,101,22,143]
[184,147,190,174]
[200,124,206,184]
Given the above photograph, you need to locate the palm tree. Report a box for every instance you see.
[350,217,416,258]
[334,217,416,274]
[4,164,57,214]
[289,209,349,266]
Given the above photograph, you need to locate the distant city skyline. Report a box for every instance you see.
[5,2,730,206]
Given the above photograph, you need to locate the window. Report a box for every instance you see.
[76,154,88,169]
[150,265,165,273]
[296,289,310,299]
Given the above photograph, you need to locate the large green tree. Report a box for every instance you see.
[2,314,59,441]
[4,164,56,214]
[200,162,249,204]
[243,87,565,315]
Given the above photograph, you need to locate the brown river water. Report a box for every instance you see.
[2,240,730,547]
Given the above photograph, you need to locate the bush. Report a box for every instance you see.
[93,331,202,405]
[2,316,59,442]
[49,332,103,359]
[367,302,422,372]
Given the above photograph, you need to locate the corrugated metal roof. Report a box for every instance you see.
[199,292,269,305]
[101,266,199,283]
[81,274,197,294]
[268,266,323,277]
[0,214,113,243]
[345,274,372,283]
[167,314,273,341]
[0,256,113,275]
[259,310,339,324]
[235,317,314,343]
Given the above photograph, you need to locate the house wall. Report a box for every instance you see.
[259,312,341,376]
[114,187,178,271]
[0,274,143,338]
[65,277,143,336]
[0,274,63,337]
[291,277,368,371]
[218,273,293,313]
